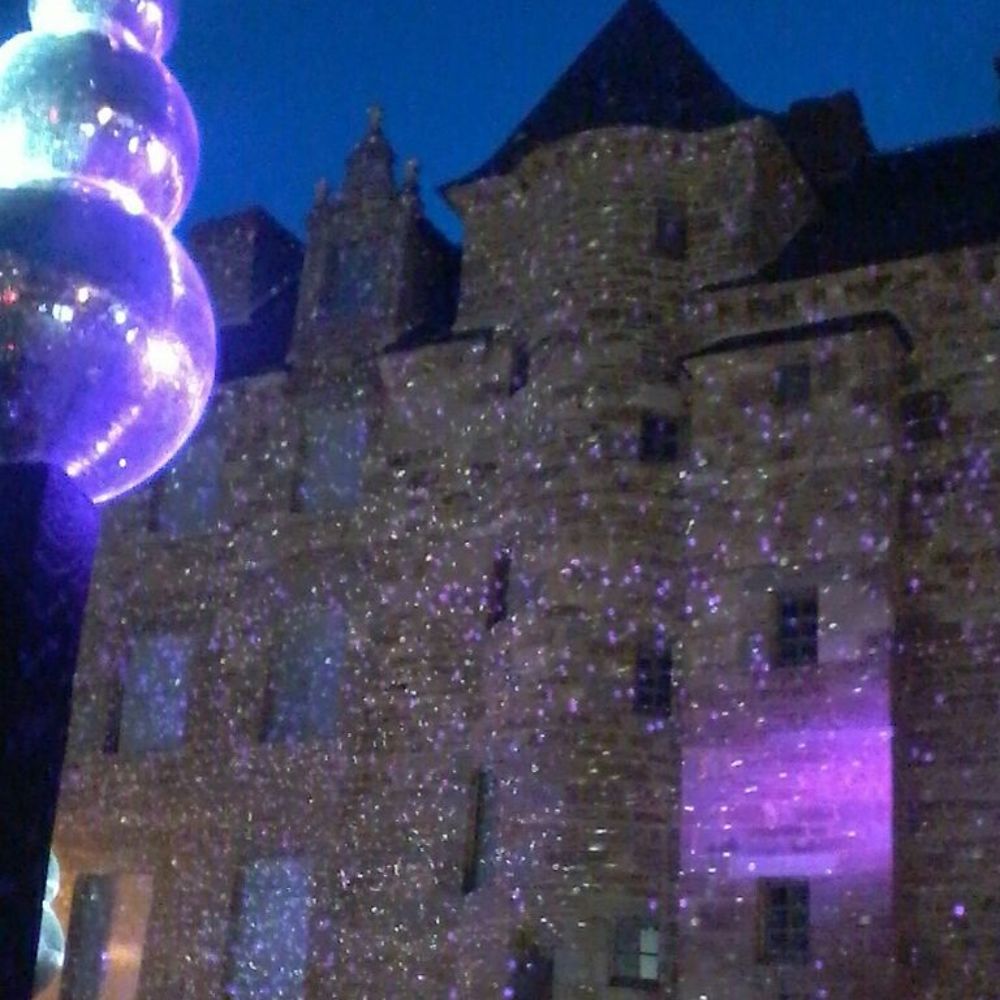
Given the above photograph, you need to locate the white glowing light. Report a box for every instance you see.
[52,302,74,323]
[146,137,168,175]
[144,336,182,379]
[0,116,54,188]
[96,105,113,126]
[25,0,91,37]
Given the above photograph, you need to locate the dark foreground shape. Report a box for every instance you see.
[0,463,98,999]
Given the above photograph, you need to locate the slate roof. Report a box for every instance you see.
[739,128,1000,286]
[445,0,759,189]
[187,208,304,382]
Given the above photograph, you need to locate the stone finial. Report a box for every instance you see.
[403,158,421,193]
[344,105,396,201]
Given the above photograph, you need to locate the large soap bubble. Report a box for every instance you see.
[0,0,215,504]
[29,0,178,58]
[0,30,198,225]
[0,181,215,503]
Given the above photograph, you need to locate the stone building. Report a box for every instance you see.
[43,1,999,998]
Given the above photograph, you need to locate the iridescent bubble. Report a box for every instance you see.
[0,180,215,503]
[29,0,179,58]
[0,30,198,225]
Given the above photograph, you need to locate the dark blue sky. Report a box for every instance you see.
[1,0,998,242]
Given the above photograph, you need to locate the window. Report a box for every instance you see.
[774,363,811,409]
[323,242,379,320]
[462,767,497,894]
[611,918,660,989]
[296,409,367,514]
[654,202,687,259]
[117,632,193,754]
[261,606,345,744]
[758,879,810,965]
[153,430,223,538]
[901,390,949,444]
[776,590,818,668]
[634,642,672,717]
[508,945,554,1000]
[225,859,311,1000]
[509,341,531,396]
[639,412,685,463]
[486,550,511,629]
[61,873,154,1000]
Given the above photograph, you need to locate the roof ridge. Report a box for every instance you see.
[444,0,757,190]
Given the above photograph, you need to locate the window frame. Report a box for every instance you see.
[633,641,672,718]
[773,362,811,410]
[757,878,810,966]
[900,389,949,444]
[653,200,688,260]
[462,767,497,895]
[639,412,687,464]
[610,917,661,990]
[775,589,819,669]
[486,550,512,629]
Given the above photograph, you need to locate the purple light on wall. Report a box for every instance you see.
[0,0,215,503]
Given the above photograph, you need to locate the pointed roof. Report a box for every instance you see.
[446,0,758,189]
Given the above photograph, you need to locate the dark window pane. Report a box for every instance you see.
[486,551,511,629]
[654,203,687,259]
[634,644,672,716]
[776,591,818,668]
[611,918,660,987]
[119,633,192,754]
[463,768,497,894]
[774,363,811,409]
[261,606,346,744]
[759,879,810,965]
[640,413,684,463]
[509,342,530,396]
[225,859,311,1000]
[901,390,949,444]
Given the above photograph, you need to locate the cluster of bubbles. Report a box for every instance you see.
[0,0,215,503]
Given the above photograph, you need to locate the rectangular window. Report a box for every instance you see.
[776,590,818,669]
[639,412,685,463]
[509,341,531,396]
[611,918,660,988]
[225,859,312,1000]
[462,768,497,894]
[153,431,223,538]
[261,606,346,744]
[901,390,949,444]
[654,202,687,259]
[118,632,193,754]
[774,363,811,409]
[508,945,554,1000]
[61,873,154,1000]
[758,879,810,965]
[296,409,367,514]
[486,550,511,629]
[634,642,672,717]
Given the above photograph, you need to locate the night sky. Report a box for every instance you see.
[1,0,997,242]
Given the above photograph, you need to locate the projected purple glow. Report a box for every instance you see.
[0,0,214,503]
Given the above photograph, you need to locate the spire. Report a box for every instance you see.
[343,104,396,200]
[445,0,758,189]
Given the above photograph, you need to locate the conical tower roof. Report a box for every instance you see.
[447,0,758,189]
